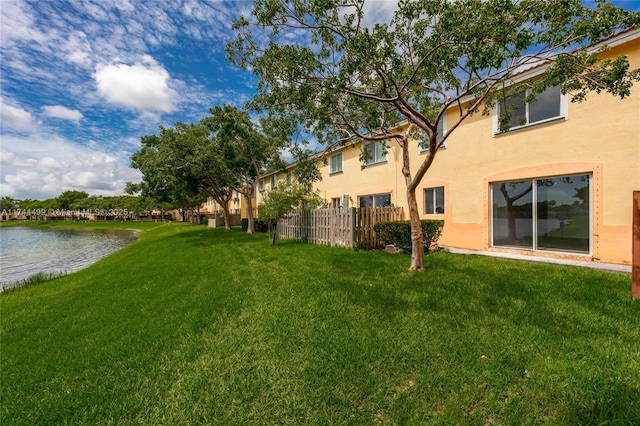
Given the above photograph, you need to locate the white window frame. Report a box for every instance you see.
[424,186,445,215]
[258,178,265,192]
[329,152,343,174]
[331,197,341,208]
[362,141,388,166]
[493,85,568,135]
[419,115,448,153]
[270,175,277,189]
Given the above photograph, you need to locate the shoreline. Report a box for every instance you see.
[0,224,143,293]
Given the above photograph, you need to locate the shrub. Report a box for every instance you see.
[421,220,444,252]
[373,220,444,252]
[241,218,269,232]
[373,221,412,249]
[254,219,269,233]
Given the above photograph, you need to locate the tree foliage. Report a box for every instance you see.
[258,180,316,246]
[227,0,639,270]
[128,125,206,217]
[201,105,285,233]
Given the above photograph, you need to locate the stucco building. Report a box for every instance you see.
[256,29,639,266]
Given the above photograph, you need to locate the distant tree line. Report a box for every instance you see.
[0,191,157,217]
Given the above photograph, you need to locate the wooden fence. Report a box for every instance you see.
[277,207,404,250]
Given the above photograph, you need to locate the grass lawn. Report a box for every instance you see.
[1,222,639,425]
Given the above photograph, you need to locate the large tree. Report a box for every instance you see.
[201,105,285,234]
[227,0,639,270]
[128,127,206,220]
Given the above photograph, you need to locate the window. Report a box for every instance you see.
[258,178,265,192]
[331,197,341,208]
[491,173,590,253]
[424,187,445,214]
[359,193,391,208]
[270,175,277,189]
[419,116,447,152]
[362,141,387,166]
[495,85,565,133]
[329,152,343,174]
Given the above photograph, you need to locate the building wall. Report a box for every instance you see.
[413,36,639,264]
[257,32,639,265]
[201,190,256,219]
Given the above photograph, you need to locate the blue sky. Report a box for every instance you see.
[1,0,638,200]
[1,0,263,200]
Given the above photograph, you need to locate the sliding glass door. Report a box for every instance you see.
[491,174,591,254]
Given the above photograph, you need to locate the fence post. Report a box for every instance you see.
[633,191,640,299]
[349,207,356,249]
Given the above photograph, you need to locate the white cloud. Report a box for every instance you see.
[0,134,141,200]
[63,30,93,67]
[0,102,36,132]
[94,57,176,113]
[38,157,65,171]
[42,105,83,122]
[361,0,399,28]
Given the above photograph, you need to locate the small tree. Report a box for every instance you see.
[259,180,311,246]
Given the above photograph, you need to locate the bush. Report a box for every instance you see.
[421,220,444,252]
[373,221,412,249]
[373,220,444,252]
[241,218,269,232]
[254,219,269,233]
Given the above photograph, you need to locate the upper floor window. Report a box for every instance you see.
[494,85,566,134]
[362,141,387,166]
[270,175,277,189]
[258,178,265,192]
[329,152,343,174]
[424,187,445,214]
[419,116,447,152]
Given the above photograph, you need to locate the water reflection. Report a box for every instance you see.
[0,226,137,290]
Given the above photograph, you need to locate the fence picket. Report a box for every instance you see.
[277,207,403,249]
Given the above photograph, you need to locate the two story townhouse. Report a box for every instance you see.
[257,29,639,266]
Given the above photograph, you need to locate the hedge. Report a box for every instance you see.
[373,220,444,252]
[241,218,269,232]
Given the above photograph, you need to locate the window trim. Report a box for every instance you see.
[492,85,568,135]
[362,140,388,167]
[270,175,277,189]
[258,178,265,192]
[329,152,343,175]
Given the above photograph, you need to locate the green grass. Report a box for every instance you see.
[1,222,639,425]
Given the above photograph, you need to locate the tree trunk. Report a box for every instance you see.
[407,187,425,271]
[269,224,276,246]
[222,203,231,230]
[244,186,255,234]
[399,132,425,271]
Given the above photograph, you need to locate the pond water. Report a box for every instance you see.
[0,226,138,291]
